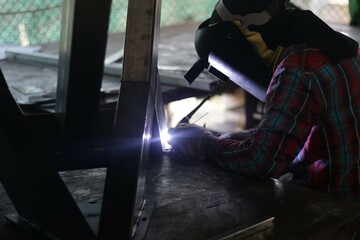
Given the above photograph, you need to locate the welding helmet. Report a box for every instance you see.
[185,0,358,102]
[185,0,288,102]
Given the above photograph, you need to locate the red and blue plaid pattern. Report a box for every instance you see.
[203,44,360,200]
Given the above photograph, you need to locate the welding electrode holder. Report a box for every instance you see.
[176,95,212,126]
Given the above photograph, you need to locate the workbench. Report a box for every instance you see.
[143,153,360,239]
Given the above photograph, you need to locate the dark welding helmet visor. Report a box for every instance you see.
[185,19,272,102]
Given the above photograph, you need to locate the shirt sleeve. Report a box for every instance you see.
[201,64,324,179]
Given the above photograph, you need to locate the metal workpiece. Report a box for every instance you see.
[1,3,360,239]
[56,0,112,142]
[120,0,161,83]
[4,50,219,93]
[0,70,96,239]
[99,82,155,239]
[99,0,163,238]
[0,1,115,238]
[0,0,163,238]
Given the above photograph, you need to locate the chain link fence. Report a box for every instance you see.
[291,0,350,23]
[0,0,62,46]
[0,0,351,46]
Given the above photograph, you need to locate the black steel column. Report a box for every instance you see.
[99,0,162,238]
[56,0,112,144]
[0,71,95,239]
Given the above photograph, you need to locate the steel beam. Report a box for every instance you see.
[98,0,162,238]
[0,70,95,239]
[56,0,112,143]
[5,50,217,92]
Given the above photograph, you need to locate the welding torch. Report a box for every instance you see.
[168,94,213,155]
[176,94,212,126]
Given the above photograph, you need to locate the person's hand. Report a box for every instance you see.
[168,123,209,158]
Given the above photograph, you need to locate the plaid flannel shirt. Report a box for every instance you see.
[202,44,360,200]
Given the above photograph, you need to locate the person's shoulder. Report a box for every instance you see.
[280,44,331,71]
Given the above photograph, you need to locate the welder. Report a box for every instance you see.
[168,0,360,201]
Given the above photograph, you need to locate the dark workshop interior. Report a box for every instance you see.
[0,0,360,239]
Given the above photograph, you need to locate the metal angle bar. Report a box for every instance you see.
[132,200,156,240]
[154,70,172,151]
[104,49,124,65]
[210,217,275,240]
[98,0,162,238]
[56,0,112,142]
[103,63,215,91]
[5,50,59,67]
[0,70,95,239]
[5,50,215,92]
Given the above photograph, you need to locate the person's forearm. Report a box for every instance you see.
[219,129,254,140]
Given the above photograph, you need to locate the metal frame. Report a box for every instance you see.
[56,0,112,143]
[0,0,164,239]
[98,0,162,238]
[0,70,95,239]
[5,49,218,92]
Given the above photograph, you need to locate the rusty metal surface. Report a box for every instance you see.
[1,152,360,239]
[145,154,360,240]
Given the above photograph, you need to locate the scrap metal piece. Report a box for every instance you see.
[211,217,275,240]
